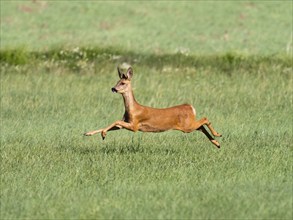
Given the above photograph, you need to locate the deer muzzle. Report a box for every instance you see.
[111,87,118,93]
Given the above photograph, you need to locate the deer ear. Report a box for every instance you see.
[126,67,133,80]
[117,67,123,79]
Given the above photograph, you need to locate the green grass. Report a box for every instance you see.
[1,1,292,219]
[1,62,292,219]
[1,1,292,55]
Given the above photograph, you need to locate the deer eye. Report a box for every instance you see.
[121,82,125,86]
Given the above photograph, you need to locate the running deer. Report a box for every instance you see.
[84,67,222,148]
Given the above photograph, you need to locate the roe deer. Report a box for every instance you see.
[84,66,222,148]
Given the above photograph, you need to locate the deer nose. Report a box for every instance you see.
[111,88,117,93]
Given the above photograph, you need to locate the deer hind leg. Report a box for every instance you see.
[185,117,221,148]
[192,117,222,137]
[192,118,222,134]
[206,121,222,137]
[197,126,220,148]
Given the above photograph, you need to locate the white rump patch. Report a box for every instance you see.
[190,105,196,116]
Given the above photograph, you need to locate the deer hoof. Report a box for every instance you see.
[213,132,222,137]
[211,140,220,148]
[101,131,107,140]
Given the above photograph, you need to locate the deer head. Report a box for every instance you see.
[111,67,133,94]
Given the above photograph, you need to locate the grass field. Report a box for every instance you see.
[1,1,292,219]
[1,1,292,55]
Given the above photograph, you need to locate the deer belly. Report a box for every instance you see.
[138,123,169,132]
[138,117,177,132]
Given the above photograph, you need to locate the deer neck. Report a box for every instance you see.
[122,86,138,113]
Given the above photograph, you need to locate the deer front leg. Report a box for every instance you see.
[84,116,125,136]
[84,129,103,136]
[101,120,136,140]
[84,125,122,136]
